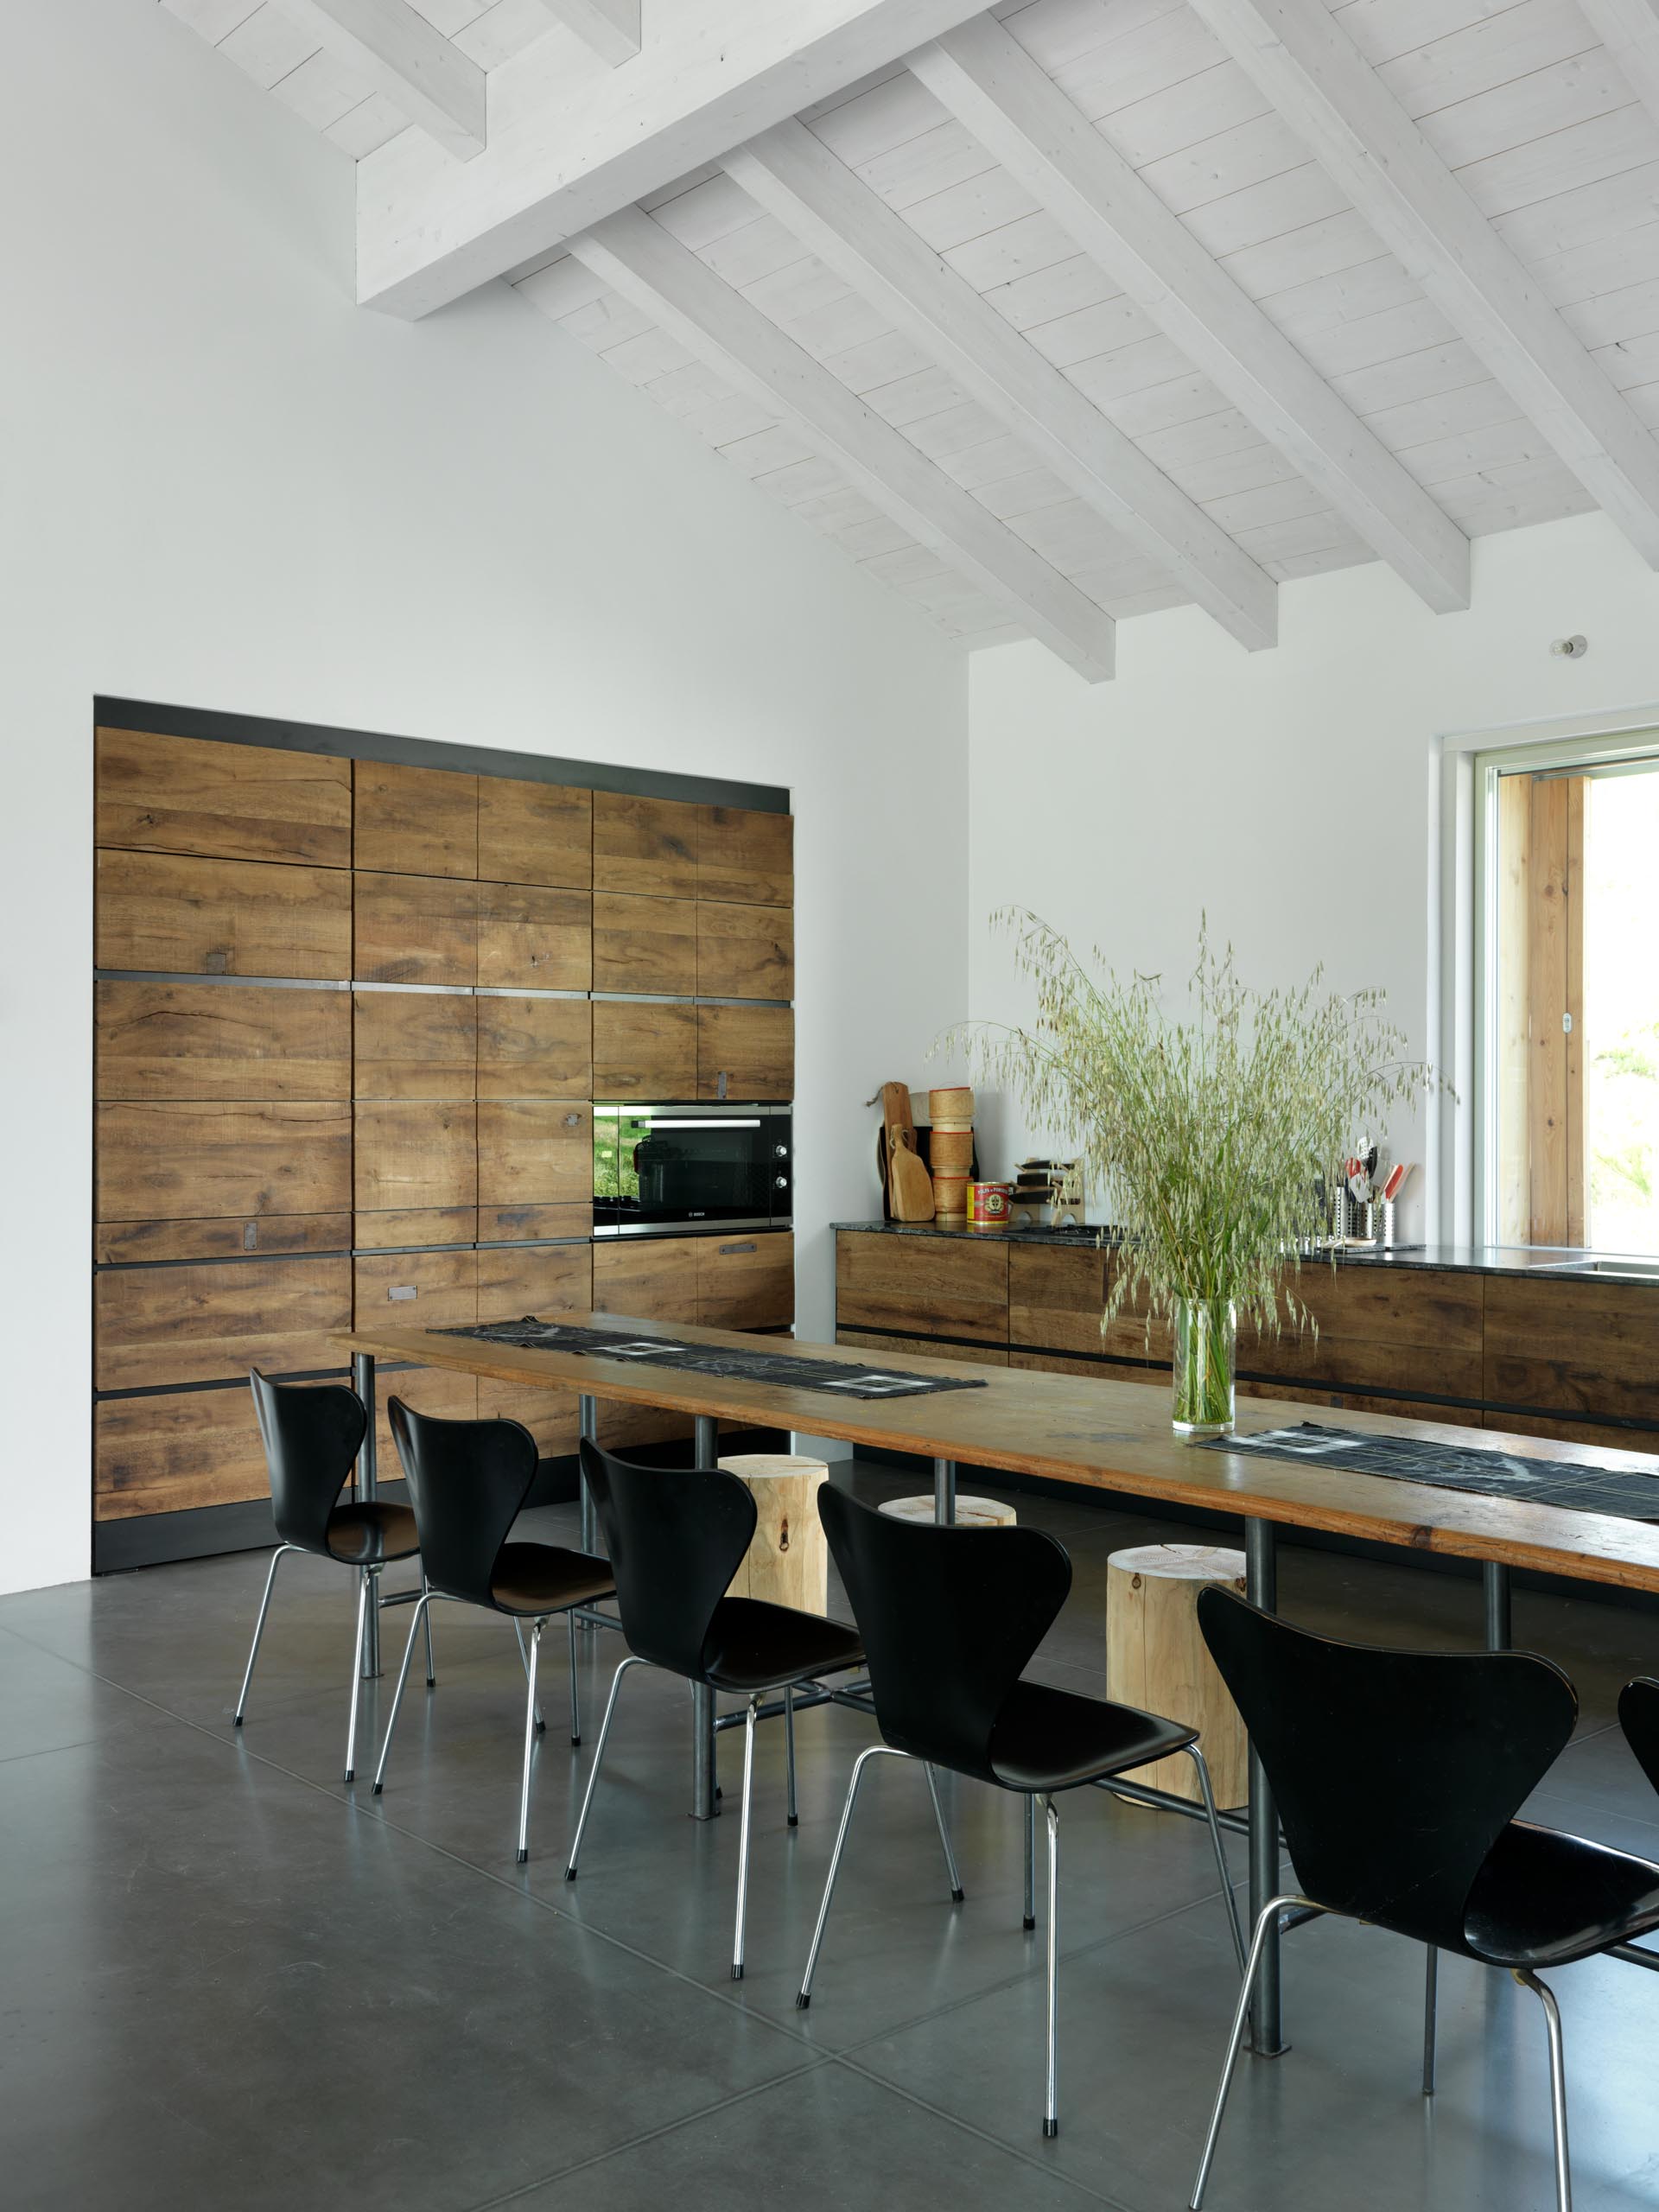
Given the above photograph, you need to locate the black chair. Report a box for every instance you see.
[235,1370,430,1783]
[372,1400,615,1864]
[1618,1675,1659,1794]
[801,1488,1245,2138]
[1190,1592,1659,2212]
[565,1440,868,1980]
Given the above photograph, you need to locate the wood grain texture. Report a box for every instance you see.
[353,1207,478,1249]
[99,1255,351,1389]
[593,998,696,1096]
[477,1376,580,1459]
[353,872,477,987]
[1528,775,1573,1246]
[353,990,476,1099]
[376,1367,479,1473]
[478,1204,592,1243]
[840,1328,1009,1366]
[476,1239,592,1323]
[353,761,478,878]
[353,1248,478,1330]
[476,1100,592,1208]
[1484,1274,1659,1424]
[97,849,352,979]
[95,981,350,1100]
[1486,1408,1659,1455]
[96,1383,276,1521]
[696,805,792,905]
[476,777,592,890]
[476,883,593,991]
[1105,1544,1248,1807]
[96,1101,352,1222]
[721,1454,827,1611]
[593,1235,702,1325]
[593,791,698,898]
[697,1231,793,1331]
[94,1214,352,1264]
[95,728,352,868]
[592,892,697,994]
[836,1231,1009,1343]
[1009,1243,1111,1355]
[696,1002,792,1100]
[476,995,592,1098]
[696,900,793,999]
[353,1100,477,1211]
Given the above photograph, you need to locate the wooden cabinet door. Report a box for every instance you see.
[477,778,592,889]
[354,1100,477,1211]
[696,806,792,906]
[696,901,793,1000]
[97,1100,353,1223]
[594,1236,700,1324]
[353,762,478,878]
[476,1240,591,1323]
[374,1369,480,1476]
[353,1248,478,1330]
[1484,1275,1659,1424]
[97,849,352,979]
[96,981,350,1101]
[836,1231,1009,1344]
[1008,1245,1111,1355]
[96,1214,352,1264]
[355,1207,477,1249]
[696,1004,792,1101]
[1239,1264,1484,1402]
[476,1100,591,1209]
[353,873,477,986]
[476,884,592,990]
[477,995,591,1100]
[592,893,696,994]
[593,1001,696,1098]
[478,1378,581,1461]
[96,1386,275,1521]
[697,1232,793,1330]
[95,1254,351,1389]
[352,992,476,1099]
[594,792,698,898]
[95,728,352,868]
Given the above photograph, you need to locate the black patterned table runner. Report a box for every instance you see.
[1203,1422,1659,1520]
[440,1319,988,1402]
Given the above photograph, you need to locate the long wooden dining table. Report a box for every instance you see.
[337,1309,1659,2058]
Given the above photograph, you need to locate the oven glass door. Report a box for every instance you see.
[594,1107,789,1233]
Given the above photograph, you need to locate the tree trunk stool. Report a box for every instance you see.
[719,1455,830,1615]
[878,1494,1017,1529]
[1105,1543,1248,1809]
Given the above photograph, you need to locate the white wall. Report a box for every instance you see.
[0,0,967,1593]
[966,514,1659,1236]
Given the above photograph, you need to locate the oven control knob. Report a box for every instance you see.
[774,1176,789,1190]
[773,1143,789,1158]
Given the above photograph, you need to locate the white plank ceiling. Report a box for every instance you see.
[161,0,1659,671]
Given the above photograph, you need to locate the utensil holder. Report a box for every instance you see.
[1378,1199,1395,1249]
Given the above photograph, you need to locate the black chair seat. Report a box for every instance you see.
[325,1501,420,1566]
[1463,1820,1659,1967]
[988,1679,1197,1794]
[488,1541,616,1618]
[702,1597,863,1693]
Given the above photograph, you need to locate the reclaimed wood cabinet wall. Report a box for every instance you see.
[92,714,795,1567]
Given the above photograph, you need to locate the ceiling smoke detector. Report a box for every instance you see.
[1551,634,1589,658]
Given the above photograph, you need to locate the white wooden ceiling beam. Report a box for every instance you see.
[724,119,1277,651]
[280,0,486,158]
[540,0,640,67]
[357,0,999,317]
[1579,0,1659,130]
[1185,0,1659,569]
[911,17,1469,615]
[570,207,1116,681]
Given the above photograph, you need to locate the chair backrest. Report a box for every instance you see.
[1198,1588,1577,1952]
[578,1440,756,1681]
[249,1370,365,1554]
[817,1486,1071,1783]
[1618,1677,1659,1796]
[389,1400,539,1610]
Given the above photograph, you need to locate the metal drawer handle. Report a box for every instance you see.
[720,1242,757,1255]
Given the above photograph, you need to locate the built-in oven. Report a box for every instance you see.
[593,1102,791,1236]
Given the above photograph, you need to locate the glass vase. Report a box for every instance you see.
[1172,1298,1236,1437]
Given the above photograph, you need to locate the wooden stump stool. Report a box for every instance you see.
[719,1455,829,1615]
[1105,1544,1248,1809]
[879,1494,1017,1530]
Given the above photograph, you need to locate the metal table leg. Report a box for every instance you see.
[933,1458,957,1526]
[578,1392,599,1556]
[352,1352,380,1678]
[692,1413,720,1820]
[1483,1560,1511,1650]
[1244,1516,1284,2056]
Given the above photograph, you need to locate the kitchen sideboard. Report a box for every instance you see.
[835,1224,1659,1454]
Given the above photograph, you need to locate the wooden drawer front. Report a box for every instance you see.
[1238,1332,1484,1402]
[697,1003,791,1102]
[592,893,697,995]
[836,1233,1009,1344]
[354,1208,477,1249]
[477,884,592,991]
[1484,1276,1659,1422]
[95,1255,351,1389]
[841,1330,1008,1369]
[1010,1349,1122,1379]
[98,849,351,979]
[1008,1245,1111,1354]
[95,728,352,868]
[479,1378,580,1460]
[96,1385,275,1522]
[354,762,478,879]
[1264,1264,1484,1357]
[477,995,591,1099]
[697,1233,794,1331]
[96,982,351,1102]
[696,805,792,906]
[354,1101,477,1212]
[477,1241,592,1324]
[597,1402,694,1451]
[593,1000,696,1099]
[594,1236,701,1325]
[594,792,698,899]
[353,873,477,986]
[1485,1408,1659,1455]
[477,778,591,890]
[377,1369,479,1476]
[479,1202,591,1243]
[353,1249,477,1330]
[353,992,476,1100]
[96,1101,352,1223]
[477,1101,591,1209]
[696,902,793,1000]
[95,1214,351,1265]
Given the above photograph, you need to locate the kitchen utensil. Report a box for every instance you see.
[880,1082,935,1222]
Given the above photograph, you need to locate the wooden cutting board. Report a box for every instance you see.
[880,1081,935,1222]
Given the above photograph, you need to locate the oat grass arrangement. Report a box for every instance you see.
[952,912,1439,1435]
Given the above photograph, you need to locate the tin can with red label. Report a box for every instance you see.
[965,1180,1012,1230]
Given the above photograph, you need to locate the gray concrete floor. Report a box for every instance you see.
[5,1465,1659,2210]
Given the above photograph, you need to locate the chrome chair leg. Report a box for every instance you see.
[422,1576,436,1687]
[732,1693,762,1980]
[1023,1791,1036,1930]
[1184,1743,1246,1970]
[785,1684,798,1828]
[1515,1969,1573,2212]
[1190,1894,1321,2209]
[924,1764,965,1902]
[232,1542,296,1726]
[797,1742,897,2008]
[516,1620,543,1864]
[567,1611,582,1745]
[1043,1794,1059,2138]
[343,1566,376,1783]
[514,1617,545,1734]
[564,1654,649,1879]
[1422,1946,1439,2096]
[371,1591,432,1795]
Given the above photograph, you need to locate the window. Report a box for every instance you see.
[1476,731,1659,1252]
